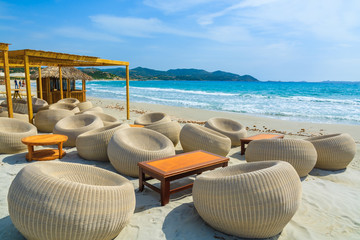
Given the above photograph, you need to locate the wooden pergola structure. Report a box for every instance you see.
[0,43,130,122]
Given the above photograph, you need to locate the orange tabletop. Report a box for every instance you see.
[130,124,144,128]
[21,134,68,161]
[22,134,68,146]
[138,150,229,206]
[145,150,228,177]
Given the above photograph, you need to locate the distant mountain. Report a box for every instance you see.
[80,68,122,80]
[79,67,259,81]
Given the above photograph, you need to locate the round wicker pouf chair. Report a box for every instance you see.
[305,133,356,170]
[77,101,93,111]
[193,161,302,238]
[245,139,317,177]
[77,106,104,114]
[57,98,80,104]
[108,128,175,177]
[53,114,104,147]
[32,97,48,113]
[84,111,119,126]
[1,99,28,114]
[0,110,29,122]
[34,109,75,132]
[8,161,135,240]
[0,118,37,153]
[145,120,181,146]
[49,102,80,113]
[180,123,231,156]
[76,123,130,161]
[205,117,247,146]
[134,112,171,126]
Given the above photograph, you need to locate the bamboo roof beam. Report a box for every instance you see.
[1,47,131,121]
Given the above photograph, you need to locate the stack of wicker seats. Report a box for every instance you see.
[32,97,48,113]
[49,102,80,113]
[53,114,104,147]
[108,127,175,177]
[135,112,181,146]
[205,117,247,146]
[180,123,231,156]
[57,98,80,104]
[34,109,75,132]
[77,106,104,114]
[76,123,130,161]
[80,111,119,126]
[76,101,93,111]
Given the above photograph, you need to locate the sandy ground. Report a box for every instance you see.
[0,96,359,240]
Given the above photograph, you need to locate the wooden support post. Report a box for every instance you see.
[59,66,63,99]
[46,77,51,104]
[126,65,130,120]
[24,55,33,123]
[38,67,43,99]
[2,50,13,118]
[82,79,86,101]
[66,78,70,98]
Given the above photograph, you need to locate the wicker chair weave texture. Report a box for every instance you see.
[193,161,302,238]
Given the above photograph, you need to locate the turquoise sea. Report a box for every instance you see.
[85,80,360,125]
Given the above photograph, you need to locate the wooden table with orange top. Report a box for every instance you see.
[138,150,229,206]
[240,133,284,155]
[21,134,68,161]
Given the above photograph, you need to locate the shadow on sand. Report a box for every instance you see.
[162,203,281,240]
[309,167,346,177]
[0,216,24,240]
[2,153,28,165]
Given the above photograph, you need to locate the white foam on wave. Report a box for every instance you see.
[130,86,237,96]
[86,81,360,125]
[131,94,210,107]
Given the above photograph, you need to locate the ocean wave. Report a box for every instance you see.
[129,86,237,96]
[131,94,210,107]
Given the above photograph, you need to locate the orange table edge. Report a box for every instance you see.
[138,150,229,206]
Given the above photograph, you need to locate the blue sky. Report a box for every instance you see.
[1,0,360,82]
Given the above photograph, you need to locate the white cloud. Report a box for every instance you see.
[143,0,213,13]
[206,26,252,43]
[197,0,360,42]
[90,15,203,38]
[90,15,168,37]
[198,0,277,25]
[54,27,122,42]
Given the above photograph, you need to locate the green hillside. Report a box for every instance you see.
[79,67,259,81]
[80,68,123,80]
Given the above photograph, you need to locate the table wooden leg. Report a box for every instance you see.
[58,142,64,159]
[241,142,246,155]
[161,179,170,206]
[27,145,34,161]
[139,168,145,192]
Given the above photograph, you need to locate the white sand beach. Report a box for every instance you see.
[1,96,359,240]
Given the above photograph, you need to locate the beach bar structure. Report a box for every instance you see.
[31,67,92,104]
[0,43,130,122]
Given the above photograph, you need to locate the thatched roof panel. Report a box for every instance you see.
[31,67,92,80]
